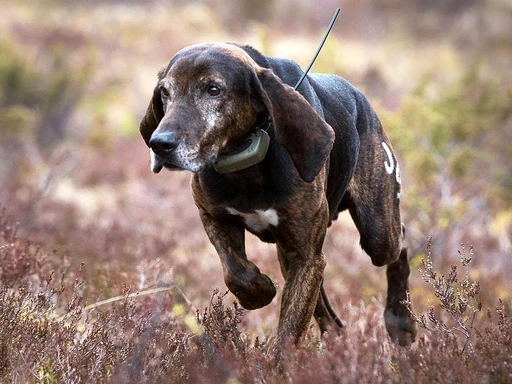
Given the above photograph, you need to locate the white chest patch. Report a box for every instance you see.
[226,208,279,232]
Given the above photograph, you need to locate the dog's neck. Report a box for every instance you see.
[196,133,293,214]
[213,113,272,174]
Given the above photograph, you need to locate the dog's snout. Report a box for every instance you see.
[149,131,178,157]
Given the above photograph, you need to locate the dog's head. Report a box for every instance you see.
[140,43,334,182]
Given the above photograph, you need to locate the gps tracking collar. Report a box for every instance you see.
[212,8,340,174]
[213,114,271,173]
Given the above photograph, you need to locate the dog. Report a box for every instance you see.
[139,43,417,356]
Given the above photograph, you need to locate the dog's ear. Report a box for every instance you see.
[139,71,165,146]
[252,68,334,183]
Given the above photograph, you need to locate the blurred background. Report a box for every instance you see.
[1,0,511,333]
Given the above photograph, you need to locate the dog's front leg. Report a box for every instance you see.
[274,202,329,354]
[198,209,276,310]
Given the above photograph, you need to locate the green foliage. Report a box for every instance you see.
[0,41,41,140]
[0,37,92,148]
[0,41,39,108]
[384,64,512,188]
[380,63,512,245]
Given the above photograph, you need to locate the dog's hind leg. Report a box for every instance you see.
[344,134,417,345]
[384,228,417,346]
[348,196,417,345]
[314,283,343,334]
[346,182,417,345]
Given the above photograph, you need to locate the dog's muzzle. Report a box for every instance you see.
[149,131,178,158]
[149,131,179,173]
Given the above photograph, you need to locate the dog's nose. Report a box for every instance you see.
[149,131,178,157]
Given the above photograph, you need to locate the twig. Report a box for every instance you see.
[54,286,174,322]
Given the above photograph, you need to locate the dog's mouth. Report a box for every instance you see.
[149,148,214,174]
[150,149,165,173]
[149,149,186,173]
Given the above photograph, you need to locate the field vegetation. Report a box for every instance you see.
[1,0,511,382]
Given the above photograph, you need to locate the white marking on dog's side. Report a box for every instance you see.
[395,162,402,185]
[382,142,402,199]
[226,208,279,232]
[382,142,394,175]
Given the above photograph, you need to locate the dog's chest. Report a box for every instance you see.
[226,207,279,232]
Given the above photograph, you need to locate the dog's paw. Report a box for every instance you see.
[384,308,417,347]
[226,270,276,310]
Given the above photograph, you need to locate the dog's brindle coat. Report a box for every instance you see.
[140,43,417,356]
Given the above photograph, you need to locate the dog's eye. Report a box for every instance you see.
[207,86,222,97]
[160,87,170,99]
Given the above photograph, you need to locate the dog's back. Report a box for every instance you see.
[240,45,387,223]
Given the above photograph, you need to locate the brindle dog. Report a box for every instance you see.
[139,43,417,356]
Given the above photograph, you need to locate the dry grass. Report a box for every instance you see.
[1,211,511,383]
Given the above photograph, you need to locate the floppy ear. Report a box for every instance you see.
[139,78,165,146]
[252,68,334,182]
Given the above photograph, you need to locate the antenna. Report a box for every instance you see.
[294,8,340,91]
